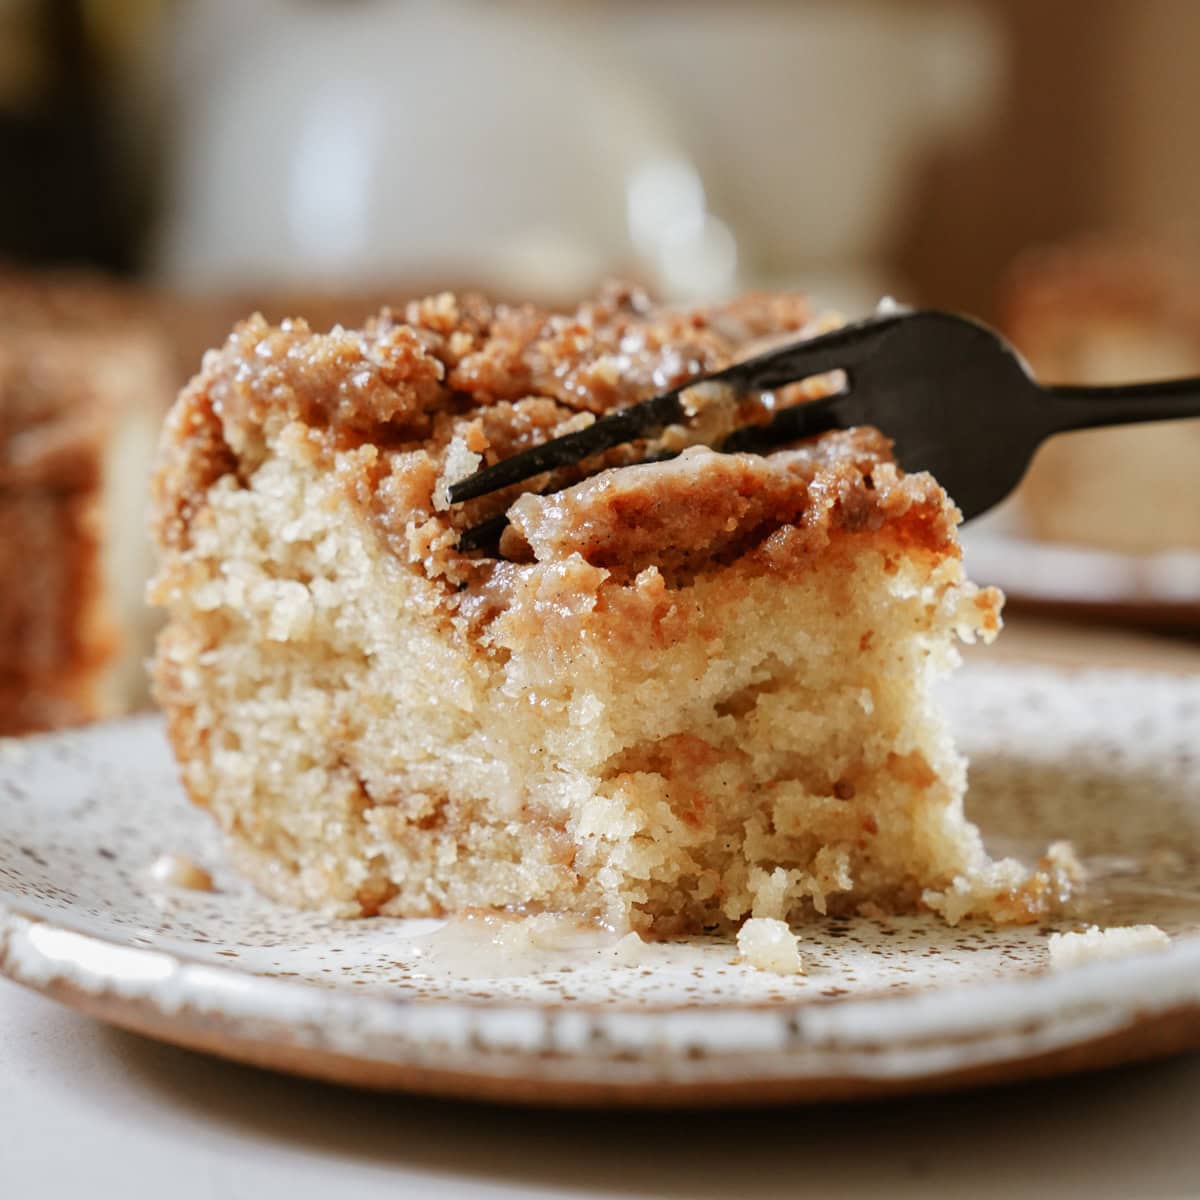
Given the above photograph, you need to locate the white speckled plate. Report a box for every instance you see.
[3,663,1200,1106]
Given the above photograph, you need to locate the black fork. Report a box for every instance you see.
[448,310,1200,535]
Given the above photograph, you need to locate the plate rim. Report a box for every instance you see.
[6,689,1200,1105]
[5,901,1200,1103]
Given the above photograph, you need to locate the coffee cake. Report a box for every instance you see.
[150,286,1076,932]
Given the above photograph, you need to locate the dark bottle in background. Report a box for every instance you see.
[0,0,161,273]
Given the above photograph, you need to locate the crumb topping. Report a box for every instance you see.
[155,284,961,603]
[505,435,955,583]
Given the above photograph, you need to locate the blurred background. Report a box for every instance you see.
[3,0,1200,733]
[6,0,1200,313]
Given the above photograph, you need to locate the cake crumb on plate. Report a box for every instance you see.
[737,918,804,975]
[608,932,649,967]
[1048,924,1169,968]
[147,852,214,892]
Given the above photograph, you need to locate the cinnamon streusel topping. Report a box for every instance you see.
[156,284,956,604]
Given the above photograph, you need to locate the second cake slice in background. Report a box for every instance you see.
[1001,241,1200,555]
[0,281,175,734]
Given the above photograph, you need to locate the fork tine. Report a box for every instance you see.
[447,389,688,504]
[719,388,847,454]
[448,311,908,506]
[731,311,906,392]
[456,511,511,552]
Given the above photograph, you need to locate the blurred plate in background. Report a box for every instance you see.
[964,530,1200,630]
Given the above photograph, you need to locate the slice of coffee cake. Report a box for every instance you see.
[150,286,1074,932]
[1,326,171,734]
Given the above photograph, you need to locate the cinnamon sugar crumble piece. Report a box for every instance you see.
[150,285,1072,931]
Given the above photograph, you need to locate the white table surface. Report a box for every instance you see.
[3,978,1200,1199]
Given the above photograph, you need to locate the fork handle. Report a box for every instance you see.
[1043,377,1200,434]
